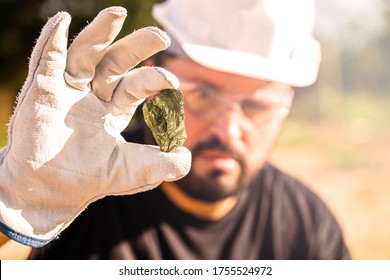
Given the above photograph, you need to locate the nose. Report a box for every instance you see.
[210,106,248,145]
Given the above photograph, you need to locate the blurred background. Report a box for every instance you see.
[0,0,389,259]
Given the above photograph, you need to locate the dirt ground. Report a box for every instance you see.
[270,120,390,260]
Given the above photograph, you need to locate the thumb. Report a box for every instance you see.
[102,142,191,195]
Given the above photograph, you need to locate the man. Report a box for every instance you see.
[0,0,350,259]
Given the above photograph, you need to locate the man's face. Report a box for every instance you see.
[162,57,294,202]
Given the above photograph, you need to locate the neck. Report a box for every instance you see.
[161,182,238,220]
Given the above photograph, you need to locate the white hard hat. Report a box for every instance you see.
[152,0,321,87]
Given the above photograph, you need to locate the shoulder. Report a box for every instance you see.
[259,163,320,204]
[256,164,350,259]
[259,163,334,224]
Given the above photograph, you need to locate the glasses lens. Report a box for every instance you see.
[181,81,289,124]
[181,83,221,116]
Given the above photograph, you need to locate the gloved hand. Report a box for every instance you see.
[0,6,191,247]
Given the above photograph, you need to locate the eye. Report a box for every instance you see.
[241,99,272,118]
[194,84,217,99]
[183,83,219,115]
[180,81,215,98]
[241,99,269,110]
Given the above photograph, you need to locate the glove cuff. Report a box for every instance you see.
[0,221,54,248]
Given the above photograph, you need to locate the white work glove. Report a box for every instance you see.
[0,6,191,247]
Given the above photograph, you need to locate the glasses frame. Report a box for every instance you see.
[179,78,292,127]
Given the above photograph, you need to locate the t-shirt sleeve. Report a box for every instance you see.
[308,194,351,259]
[266,165,351,260]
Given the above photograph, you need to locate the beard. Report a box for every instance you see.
[176,137,253,202]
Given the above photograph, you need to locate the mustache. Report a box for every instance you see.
[191,137,244,161]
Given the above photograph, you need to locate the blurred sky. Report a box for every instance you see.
[316,0,386,50]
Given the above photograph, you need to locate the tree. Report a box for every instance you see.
[0,0,162,95]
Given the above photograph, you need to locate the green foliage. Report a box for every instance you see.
[0,0,46,90]
[0,122,7,148]
[0,0,163,146]
[279,88,390,170]
[0,0,162,93]
[328,1,390,94]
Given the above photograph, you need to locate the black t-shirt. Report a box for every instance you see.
[29,126,350,260]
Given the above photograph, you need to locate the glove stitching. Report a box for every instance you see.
[29,159,99,178]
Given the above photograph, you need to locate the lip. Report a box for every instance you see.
[196,150,239,172]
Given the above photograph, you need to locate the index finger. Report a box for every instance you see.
[65,6,127,91]
[92,27,170,101]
